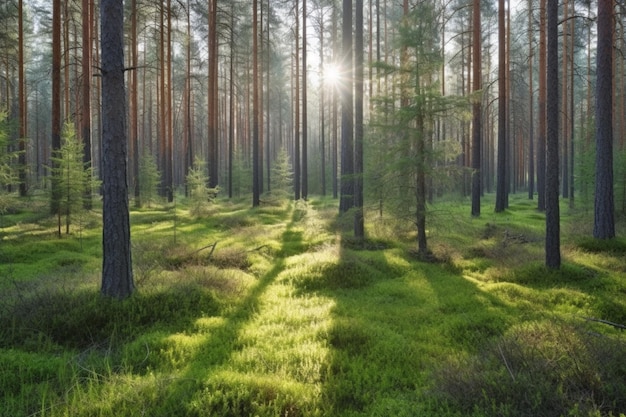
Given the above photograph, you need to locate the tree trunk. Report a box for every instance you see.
[319,10,326,196]
[537,0,547,211]
[18,0,27,197]
[545,0,560,269]
[228,5,235,199]
[252,0,261,207]
[470,0,481,217]
[495,0,507,212]
[129,0,138,206]
[100,0,134,299]
[354,0,364,238]
[339,0,354,213]
[294,0,301,200]
[593,0,615,239]
[332,4,338,199]
[208,0,219,188]
[51,0,62,214]
[302,0,308,200]
[527,0,534,200]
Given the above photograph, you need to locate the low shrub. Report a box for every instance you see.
[431,320,626,417]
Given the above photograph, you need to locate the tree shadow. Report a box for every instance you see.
[136,204,311,414]
[304,220,518,416]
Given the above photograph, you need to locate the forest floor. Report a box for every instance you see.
[1,193,626,417]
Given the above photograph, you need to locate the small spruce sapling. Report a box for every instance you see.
[138,154,160,208]
[186,156,219,215]
[49,123,95,235]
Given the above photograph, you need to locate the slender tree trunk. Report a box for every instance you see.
[593,0,615,239]
[319,11,326,196]
[537,0,547,211]
[471,0,481,217]
[229,5,235,199]
[332,4,338,199]
[100,0,134,299]
[339,0,354,213]
[266,0,271,193]
[354,0,364,238]
[495,0,507,212]
[129,0,138,206]
[185,0,193,192]
[302,0,308,200]
[252,0,261,207]
[166,0,173,202]
[528,0,534,200]
[545,0,560,268]
[562,0,570,199]
[208,0,219,188]
[18,0,27,196]
[294,0,301,200]
[51,0,62,214]
[159,4,166,197]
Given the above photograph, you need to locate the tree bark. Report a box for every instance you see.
[100,0,134,299]
[294,0,301,200]
[18,0,27,197]
[537,0,547,211]
[51,0,62,214]
[495,0,507,212]
[354,0,364,238]
[527,0,534,200]
[339,0,354,213]
[593,0,615,239]
[252,0,261,207]
[545,0,560,269]
[471,0,481,217]
[208,0,219,188]
[302,0,308,200]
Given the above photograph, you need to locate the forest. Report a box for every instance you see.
[1,0,626,415]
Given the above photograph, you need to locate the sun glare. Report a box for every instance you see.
[323,64,341,86]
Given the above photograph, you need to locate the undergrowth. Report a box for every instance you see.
[0,193,625,417]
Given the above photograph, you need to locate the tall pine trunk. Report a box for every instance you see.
[100,0,134,299]
[339,0,354,213]
[354,0,364,238]
[545,0,561,268]
[495,0,507,212]
[593,0,615,239]
[471,0,481,217]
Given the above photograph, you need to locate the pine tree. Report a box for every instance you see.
[138,154,161,208]
[0,113,18,216]
[49,123,94,235]
[186,157,219,216]
[271,147,294,198]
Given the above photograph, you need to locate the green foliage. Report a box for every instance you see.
[48,123,96,234]
[230,149,252,198]
[138,153,160,207]
[270,147,293,198]
[0,112,19,215]
[366,4,465,248]
[186,156,219,216]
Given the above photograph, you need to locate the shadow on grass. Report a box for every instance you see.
[290,211,516,416]
[124,204,311,416]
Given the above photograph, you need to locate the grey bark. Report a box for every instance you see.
[100,0,134,299]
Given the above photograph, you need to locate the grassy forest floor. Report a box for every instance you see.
[1,193,626,417]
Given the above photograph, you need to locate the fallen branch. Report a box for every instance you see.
[581,316,626,330]
[247,244,270,252]
[191,241,218,259]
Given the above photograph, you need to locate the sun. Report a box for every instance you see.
[323,64,341,86]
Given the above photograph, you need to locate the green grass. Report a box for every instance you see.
[1,193,625,416]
